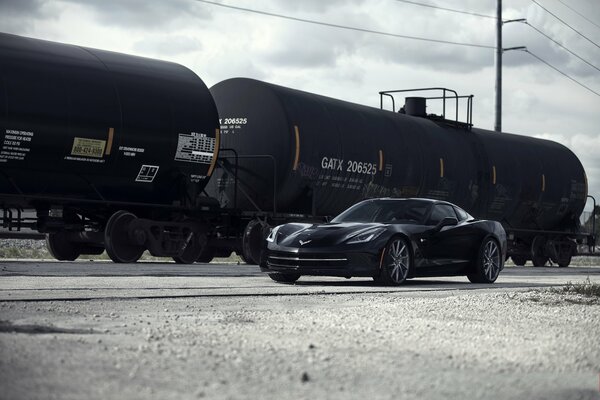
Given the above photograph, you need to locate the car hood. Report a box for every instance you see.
[275,222,387,247]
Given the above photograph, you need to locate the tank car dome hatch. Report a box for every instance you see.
[404,97,427,117]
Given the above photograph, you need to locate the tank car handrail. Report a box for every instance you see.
[380,93,396,112]
[587,195,597,253]
[379,87,473,129]
[379,87,458,119]
[218,154,278,215]
[216,159,264,213]
[218,148,239,209]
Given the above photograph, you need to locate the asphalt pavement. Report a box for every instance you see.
[1,261,599,400]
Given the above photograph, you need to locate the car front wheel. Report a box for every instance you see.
[468,237,502,283]
[268,272,300,284]
[374,237,411,286]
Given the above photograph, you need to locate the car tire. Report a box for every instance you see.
[468,237,502,283]
[374,237,411,286]
[268,272,300,284]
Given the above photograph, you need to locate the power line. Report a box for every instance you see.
[524,49,600,97]
[525,22,600,72]
[393,0,496,19]
[556,0,600,30]
[194,0,495,49]
[197,0,599,97]
[531,0,600,50]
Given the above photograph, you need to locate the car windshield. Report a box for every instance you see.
[331,199,430,224]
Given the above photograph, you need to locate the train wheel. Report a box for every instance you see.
[532,254,548,267]
[173,231,206,264]
[242,219,268,265]
[104,211,145,263]
[551,240,574,268]
[78,245,105,256]
[557,253,572,268]
[556,245,573,268]
[196,246,216,263]
[511,255,527,266]
[238,252,251,264]
[46,232,80,261]
[531,236,548,267]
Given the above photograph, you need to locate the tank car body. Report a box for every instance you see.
[208,78,590,267]
[0,34,220,263]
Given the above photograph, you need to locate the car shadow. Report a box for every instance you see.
[293,278,468,288]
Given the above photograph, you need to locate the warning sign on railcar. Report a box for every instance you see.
[174,132,215,164]
[71,137,106,158]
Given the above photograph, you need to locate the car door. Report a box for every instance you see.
[418,204,473,274]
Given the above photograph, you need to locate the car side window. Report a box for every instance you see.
[427,204,457,225]
[454,207,469,221]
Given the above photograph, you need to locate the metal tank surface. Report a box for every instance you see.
[208,78,590,266]
[0,33,219,208]
[0,34,220,264]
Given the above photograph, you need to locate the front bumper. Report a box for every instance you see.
[260,243,383,277]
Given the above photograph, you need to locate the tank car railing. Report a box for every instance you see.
[217,152,278,215]
[379,88,473,129]
[585,195,597,253]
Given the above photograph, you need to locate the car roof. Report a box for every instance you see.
[364,197,467,209]
[366,197,444,204]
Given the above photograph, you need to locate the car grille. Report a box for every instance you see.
[267,251,348,269]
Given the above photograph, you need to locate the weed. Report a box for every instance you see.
[555,277,600,298]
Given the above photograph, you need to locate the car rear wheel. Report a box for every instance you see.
[268,272,300,284]
[468,238,502,283]
[374,237,411,286]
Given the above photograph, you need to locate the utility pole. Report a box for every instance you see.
[494,0,502,132]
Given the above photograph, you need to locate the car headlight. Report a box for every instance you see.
[266,225,282,243]
[346,227,385,244]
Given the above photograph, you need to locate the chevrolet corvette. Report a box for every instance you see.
[260,198,506,285]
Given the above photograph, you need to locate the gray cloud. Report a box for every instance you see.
[256,6,374,69]
[0,0,50,16]
[62,0,211,29]
[261,26,359,68]
[0,0,59,33]
[281,0,366,13]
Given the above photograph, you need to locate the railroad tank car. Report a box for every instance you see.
[0,34,220,263]
[207,78,590,267]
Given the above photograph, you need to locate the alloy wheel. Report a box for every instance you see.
[387,239,410,283]
[482,240,500,281]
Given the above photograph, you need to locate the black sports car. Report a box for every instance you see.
[261,198,506,285]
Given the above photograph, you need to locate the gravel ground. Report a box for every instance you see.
[1,290,599,400]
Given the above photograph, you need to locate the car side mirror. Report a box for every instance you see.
[433,217,458,233]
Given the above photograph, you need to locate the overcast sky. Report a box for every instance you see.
[1,0,599,210]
